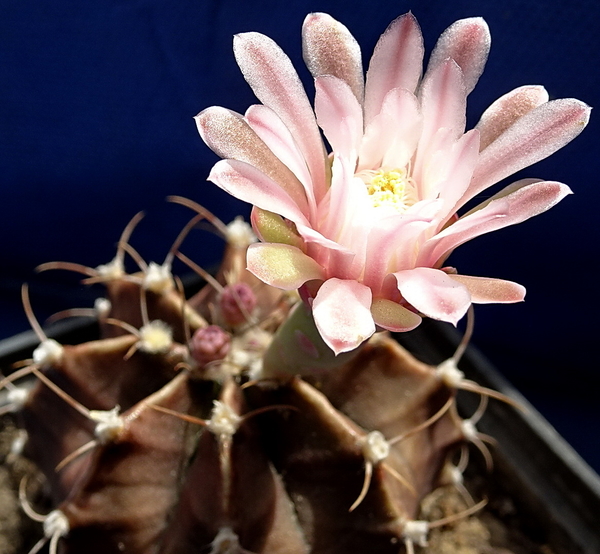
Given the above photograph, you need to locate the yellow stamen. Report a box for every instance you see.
[358,168,418,212]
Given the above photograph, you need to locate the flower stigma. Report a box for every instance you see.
[357,167,418,212]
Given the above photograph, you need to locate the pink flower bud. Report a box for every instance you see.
[190,325,231,366]
[220,283,257,326]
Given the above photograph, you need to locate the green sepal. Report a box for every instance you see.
[251,207,304,249]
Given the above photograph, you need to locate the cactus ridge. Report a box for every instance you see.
[1,207,505,554]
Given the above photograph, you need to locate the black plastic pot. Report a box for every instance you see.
[2,316,600,554]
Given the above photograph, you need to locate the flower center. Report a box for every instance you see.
[358,168,418,212]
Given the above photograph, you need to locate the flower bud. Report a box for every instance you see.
[190,325,231,366]
[219,283,257,326]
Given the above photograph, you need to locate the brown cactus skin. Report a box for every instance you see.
[58,372,196,554]
[5,220,475,554]
[160,379,311,554]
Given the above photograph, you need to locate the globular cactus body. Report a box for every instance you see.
[2,215,482,554]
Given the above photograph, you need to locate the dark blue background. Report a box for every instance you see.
[1,1,598,471]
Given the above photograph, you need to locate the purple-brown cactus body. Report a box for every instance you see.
[4,234,473,554]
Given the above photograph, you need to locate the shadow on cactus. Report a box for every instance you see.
[0,9,589,554]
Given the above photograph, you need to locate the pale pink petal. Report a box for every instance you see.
[328,248,361,281]
[245,105,313,187]
[358,87,421,171]
[461,177,540,215]
[371,298,422,332]
[420,129,480,211]
[419,180,572,266]
[318,155,368,244]
[295,223,350,252]
[312,278,375,354]
[476,85,549,150]
[394,267,471,325]
[426,17,491,95]
[245,104,316,215]
[405,197,445,219]
[315,75,363,160]
[296,221,354,277]
[208,159,309,227]
[461,99,591,208]
[364,12,424,125]
[363,216,432,293]
[295,222,356,278]
[234,32,328,201]
[295,222,358,281]
[196,107,308,212]
[247,243,325,290]
[307,156,369,278]
[412,126,454,190]
[449,275,525,304]
[418,58,467,144]
[302,12,364,103]
[290,155,364,264]
[414,59,466,183]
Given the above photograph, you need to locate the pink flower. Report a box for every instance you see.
[196,13,590,355]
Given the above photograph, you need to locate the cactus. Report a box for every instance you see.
[0,206,506,554]
[0,9,589,554]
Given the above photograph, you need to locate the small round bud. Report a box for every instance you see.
[220,283,257,326]
[190,325,231,366]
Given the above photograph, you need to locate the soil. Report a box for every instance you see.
[418,477,556,554]
[1,416,557,554]
[0,419,42,554]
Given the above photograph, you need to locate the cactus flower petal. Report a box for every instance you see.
[208,159,308,228]
[394,268,472,325]
[245,105,314,198]
[315,75,363,160]
[364,12,424,125]
[247,242,325,290]
[426,17,491,95]
[233,32,328,201]
[463,98,590,207]
[302,12,364,102]
[420,180,573,266]
[312,279,375,354]
[196,107,308,211]
[476,85,549,150]
[371,298,422,332]
[198,12,589,352]
[418,58,467,148]
[448,275,526,304]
